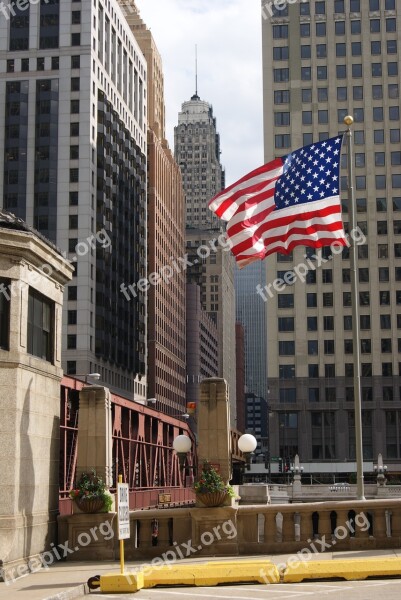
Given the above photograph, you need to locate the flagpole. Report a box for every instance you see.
[344,115,365,501]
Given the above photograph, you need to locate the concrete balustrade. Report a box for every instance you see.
[58,498,401,561]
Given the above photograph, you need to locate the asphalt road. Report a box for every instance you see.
[82,579,401,599]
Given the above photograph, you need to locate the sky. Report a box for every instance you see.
[135,0,264,186]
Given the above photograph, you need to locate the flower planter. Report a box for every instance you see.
[75,497,105,513]
[196,491,228,507]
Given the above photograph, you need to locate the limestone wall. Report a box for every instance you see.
[0,227,73,580]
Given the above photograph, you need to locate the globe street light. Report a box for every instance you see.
[172,435,192,468]
[238,433,257,470]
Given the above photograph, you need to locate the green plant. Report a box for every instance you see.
[69,470,113,512]
[194,461,235,498]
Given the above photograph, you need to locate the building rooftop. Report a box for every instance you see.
[0,208,62,256]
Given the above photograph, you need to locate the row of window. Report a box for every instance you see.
[279,386,398,405]
[276,129,401,149]
[279,337,401,356]
[278,290,401,309]
[279,313,401,332]
[270,0,395,17]
[274,40,397,62]
[279,363,399,379]
[276,84,398,106]
[274,62,398,83]
[273,18,396,39]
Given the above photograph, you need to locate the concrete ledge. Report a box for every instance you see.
[283,556,401,583]
[43,583,87,600]
[99,560,280,592]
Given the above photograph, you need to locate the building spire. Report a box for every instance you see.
[191,44,200,101]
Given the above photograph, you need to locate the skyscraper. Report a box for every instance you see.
[0,0,147,400]
[263,0,401,466]
[175,94,225,229]
[175,89,237,422]
[122,2,187,415]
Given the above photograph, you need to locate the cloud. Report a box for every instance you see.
[135,0,263,185]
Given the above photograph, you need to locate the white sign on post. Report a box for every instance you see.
[117,483,130,540]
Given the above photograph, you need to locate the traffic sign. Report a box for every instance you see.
[270,456,280,462]
[117,483,130,540]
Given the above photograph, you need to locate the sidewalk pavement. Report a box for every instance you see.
[1,548,401,600]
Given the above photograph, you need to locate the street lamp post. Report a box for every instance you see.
[172,435,193,487]
[238,434,257,483]
[373,453,388,487]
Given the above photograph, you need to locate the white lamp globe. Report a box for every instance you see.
[173,435,192,453]
[238,433,257,454]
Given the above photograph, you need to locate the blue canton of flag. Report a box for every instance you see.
[275,137,342,210]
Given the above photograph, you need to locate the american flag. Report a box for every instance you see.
[209,136,347,269]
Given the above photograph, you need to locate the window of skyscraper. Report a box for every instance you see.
[359,292,370,306]
[371,41,381,55]
[361,339,372,354]
[336,65,346,78]
[336,43,346,57]
[387,40,397,54]
[316,23,326,36]
[334,0,344,12]
[358,245,369,259]
[350,0,360,10]
[278,317,294,332]
[273,47,289,61]
[307,293,317,308]
[318,88,328,101]
[351,20,361,34]
[392,175,401,188]
[278,294,294,308]
[352,64,362,77]
[369,0,379,9]
[344,315,353,330]
[316,44,327,58]
[309,364,319,377]
[307,316,318,331]
[394,197,401,210]
[273,25,288,39]
[335,21,345,35]
[360,315,371,330]
[301,45,311,59]
[279,341,295,356]
[386,18,396,32]
[378,244,389,258]
[370,19,381,33]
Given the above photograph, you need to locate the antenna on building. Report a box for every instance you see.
[195,44,198,96]
[192,45,200,101]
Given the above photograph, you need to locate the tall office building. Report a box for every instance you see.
[263,0,401,466]
[122,3,187,415]
[0,0,147,400]
[186,229,237,425]
[235,262,268,401]
[175,94,225,229]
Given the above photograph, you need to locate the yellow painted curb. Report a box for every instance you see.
[99,560,279,592]
[100,572,144,592]
[283,556,401,583]
[144,560,279,587]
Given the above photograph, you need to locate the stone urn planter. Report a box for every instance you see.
[74,497,105,513]
[196,490,228,507]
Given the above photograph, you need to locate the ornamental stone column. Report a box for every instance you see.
[198,378,232,484]
[76,385,113,487]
